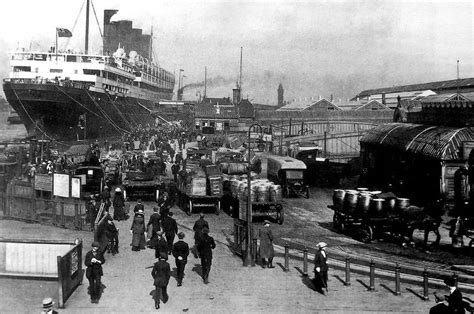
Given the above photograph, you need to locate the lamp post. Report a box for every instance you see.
[244,122,262,266]
[178,69,184,100]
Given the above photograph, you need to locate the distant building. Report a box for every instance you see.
[278,83,284,107]
[277,98,341,111]
[352,78,474,108]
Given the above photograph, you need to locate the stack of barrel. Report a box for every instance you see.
[333,188,410,217]
[226,177,282,203]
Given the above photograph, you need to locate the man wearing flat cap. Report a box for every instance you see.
[162,212,178,254]
[40,297,58,314]
[430,275,466,313]
[197,227,216,284]
[85,241,105,303]
[193,213,209,258]
[151,253,171,309]
[172,232,189,286]
[313,242,328,294]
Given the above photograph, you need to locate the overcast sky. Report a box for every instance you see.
[0,0,472,104]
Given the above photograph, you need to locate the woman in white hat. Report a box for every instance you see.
[113,187,127,221]
[313,242,328,294]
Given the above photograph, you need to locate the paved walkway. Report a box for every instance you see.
[0,210,438,313]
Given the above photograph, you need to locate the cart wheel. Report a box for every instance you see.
[276,206,284,224]
[358,225,373,243]
[187,200,192,216]
[305,186,310,199]
[215,201,220,215]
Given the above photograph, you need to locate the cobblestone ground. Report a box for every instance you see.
[0,212,435,313]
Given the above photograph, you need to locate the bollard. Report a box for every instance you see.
[345,256,351,286]
[303,248,308,276]
[453,272,458,288]
[395,263,401,295]
[422,268,429,301]
[284,244,290,272]
[369,259,375,291]
[252,239,258,263]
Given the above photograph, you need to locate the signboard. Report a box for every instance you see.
[53,174,70,198]
[78,174,86,185]
[71,177,81,198]
[34,174,53,191]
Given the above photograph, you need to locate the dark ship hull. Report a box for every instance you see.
[3,82,165,140]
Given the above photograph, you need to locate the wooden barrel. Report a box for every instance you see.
[333,189,346,211]
[257,184,270,202]
[371,198,385,216]
[228,163,247,175]
[357,193,372,214]
[385,198,396,213]
[343,190,358,214]
[396,198,410,212]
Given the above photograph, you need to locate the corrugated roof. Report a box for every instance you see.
[360,123,474,160]
[420,92,474,105]
[354,77,474,99]
[355,100,391,111]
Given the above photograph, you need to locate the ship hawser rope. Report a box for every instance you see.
[101,91,134,129]
[54,85,104,119]
[85,90,130,134]
[10,84,67,146]
[114,97,140,126]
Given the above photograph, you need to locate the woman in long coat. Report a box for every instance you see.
[259,220,275,268]
[113,188,126,221]
[130,210,146,251]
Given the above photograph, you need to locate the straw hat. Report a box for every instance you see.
[317,242,327,249]
[42,297,54,309]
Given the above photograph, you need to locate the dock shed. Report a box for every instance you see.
[359,123,474,203]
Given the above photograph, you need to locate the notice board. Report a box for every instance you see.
[71,177,81,198]
[34,174,53,191]
[53,174,70,198]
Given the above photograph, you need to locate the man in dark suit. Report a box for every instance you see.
[151,253,171,310]
[162,212,178,254]
[430,276,466,314]
[147,206,162,249]
[197,227,216,284]
[172,232,189,286]
[85,241,105,303]
[313,242,328,295]
[133,199,145,214]
[154,231,169,260]
[193,213,209,258]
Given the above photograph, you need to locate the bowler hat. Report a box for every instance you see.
[42,297,54,309]
[444,276,456,287]
[178,232,185,239]
[92,241,100,248]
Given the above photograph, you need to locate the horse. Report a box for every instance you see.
[395,198,444,249]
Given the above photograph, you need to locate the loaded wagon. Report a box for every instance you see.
[330,189,408,243]
[122,170,161,201]
[224,176,284,224]
[177,164,222,215]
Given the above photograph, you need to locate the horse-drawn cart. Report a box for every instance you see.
[178,193,221,216]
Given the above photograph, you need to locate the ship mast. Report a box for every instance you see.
[85,0,90,54]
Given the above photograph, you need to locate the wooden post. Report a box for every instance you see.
[369,259,375,291]
[302,248,308,276]
[422,268,429,301]
[284,243,289,272]
[57,256,64,308]
[395,263,401,295]
[345,256,351,286]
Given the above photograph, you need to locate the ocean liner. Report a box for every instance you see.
[2,3,175,141]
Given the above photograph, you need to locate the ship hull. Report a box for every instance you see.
[3,82,169,140]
